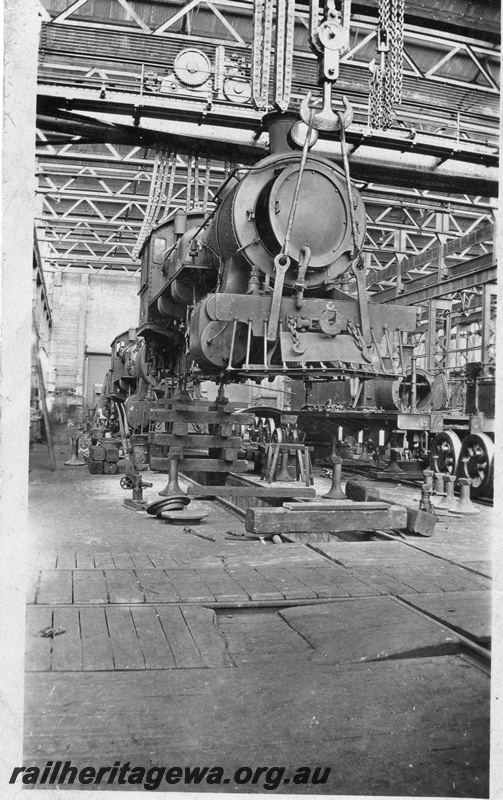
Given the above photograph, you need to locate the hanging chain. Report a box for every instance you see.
[132,145,171,259]
[369,0,404,130]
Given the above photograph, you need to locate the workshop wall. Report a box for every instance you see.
[48,271,140,436]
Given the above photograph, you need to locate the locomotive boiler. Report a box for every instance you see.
[136,112,418,390]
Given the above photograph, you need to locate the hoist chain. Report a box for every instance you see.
[369,0,404,130]
[132,146,171,259]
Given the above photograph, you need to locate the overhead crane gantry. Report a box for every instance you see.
[35,0,499,285]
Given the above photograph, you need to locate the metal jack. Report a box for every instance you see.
[324,454,346,500]
[64,435,87,466]
[159,453,186,497]
[456,478,480,515]
[277,448,294,482]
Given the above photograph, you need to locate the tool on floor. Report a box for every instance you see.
[182,526,216,542]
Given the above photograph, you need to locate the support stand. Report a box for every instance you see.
[64,435,87,466]
[323,455,346,500]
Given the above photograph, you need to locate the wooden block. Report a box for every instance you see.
[222,448,238,462]
[89,444,106,461]
[345,481,381,503]
[104,448,119,463]
[173,421,189,436]
[150,457,249,472]
[103,462,117,475]
[283,501,389,511]
[218,422,232,438]
[187,485,316,498]
[245,505,408,534]
[406,508,436,537]
[149,433,242,448]
[150,409,254,424]
[89,460,104,474]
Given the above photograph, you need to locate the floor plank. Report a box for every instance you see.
[164,570,216,603]
[285,566,352,598]
[75,551,96,570]
[37,570,73,604]
[105,570,145,604]
[73,570,108,604]
[92,551,116,570]
[55,552,76,569]
[155,606,206,668]
[111,552,135,570]
[26,570,40,604]
[225,566,284,601]
[25,607,54,671]
[254,566,318,599]
[135,570,181,603]
[105,607,145,670]
[280,598,462,664]
[181,606,233,668]
[80,607,115,671]
[314,566,383,597]
[399,591,491,644]
[51,608,83,671]
[129,552,156,570]
[195,568,249,602]
[130,606,177,669]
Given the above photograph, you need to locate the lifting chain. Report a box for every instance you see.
[132,145,172,259]
[287,317,306,355]
[368,0,404,130]
[252,0,295,111]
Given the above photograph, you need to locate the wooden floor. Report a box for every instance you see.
[24,446,493,796]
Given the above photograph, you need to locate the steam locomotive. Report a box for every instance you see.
[98,111,493,497]
[133,113,418,389]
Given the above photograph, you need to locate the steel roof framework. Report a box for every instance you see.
[36,0,498,294]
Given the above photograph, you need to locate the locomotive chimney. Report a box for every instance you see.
[265,112,299,155]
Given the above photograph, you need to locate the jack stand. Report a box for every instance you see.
[123,473,153,511]
[384,449,404,473]
[323,454,346,500]
[436,474,458,512]
[64,435,87,466]
[431,472,446,505]
[159,452,187,497]
[419,482,435,515]
[456,478,480,515]
[277,448,294,482]
[422,469,434,491]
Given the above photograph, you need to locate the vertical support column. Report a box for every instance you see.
[0,0,39,785]
[426,300,438,373]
